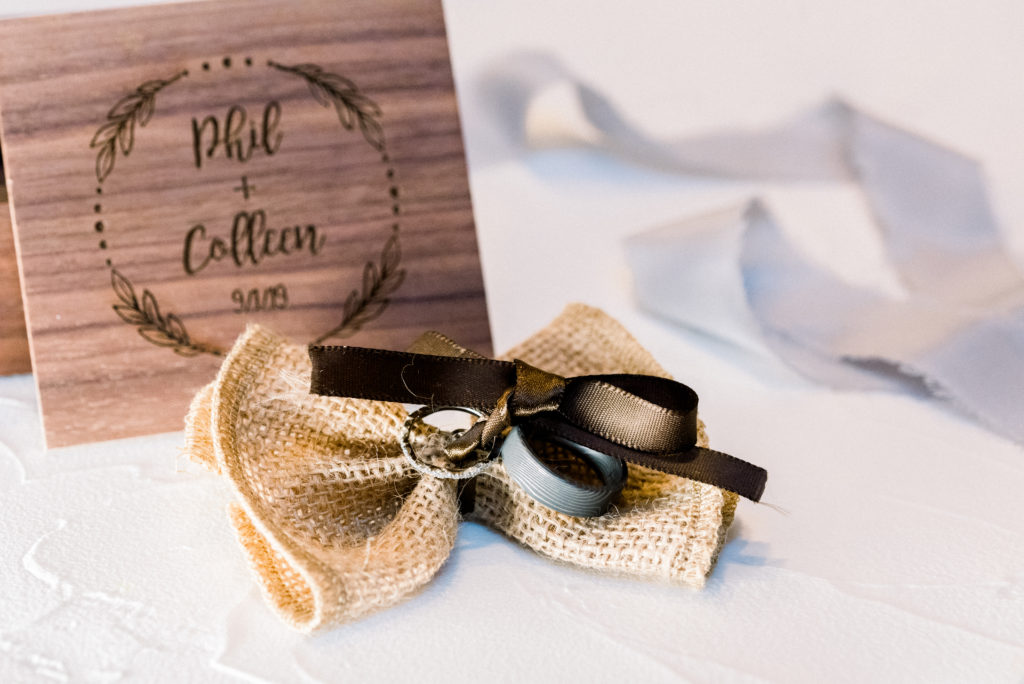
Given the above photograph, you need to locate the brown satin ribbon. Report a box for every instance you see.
[309,338,767,502]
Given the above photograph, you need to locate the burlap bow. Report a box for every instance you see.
[186,304,740,632]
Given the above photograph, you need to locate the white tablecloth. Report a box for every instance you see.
[2,1,1023,682]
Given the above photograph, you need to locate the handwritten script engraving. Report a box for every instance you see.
[192,100,283,168]
[183,209,325,275]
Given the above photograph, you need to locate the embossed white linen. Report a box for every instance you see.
[478,54,1024,443]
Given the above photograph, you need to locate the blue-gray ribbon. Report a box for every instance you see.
[472,53,1024,444]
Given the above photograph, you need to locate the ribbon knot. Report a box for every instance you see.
[444,359,566,465]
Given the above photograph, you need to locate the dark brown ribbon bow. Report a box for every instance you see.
[309,336,767,502]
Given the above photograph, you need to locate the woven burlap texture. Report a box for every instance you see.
[185,303,739,632]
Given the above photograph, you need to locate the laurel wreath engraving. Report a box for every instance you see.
[90,71,187,183]
[269,61,385,151]
[110,269,222,356]
[96,61,401,356]
[312,231,405,344]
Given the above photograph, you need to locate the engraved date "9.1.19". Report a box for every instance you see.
[231,284,288,313]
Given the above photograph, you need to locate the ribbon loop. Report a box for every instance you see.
[561,374,699,453]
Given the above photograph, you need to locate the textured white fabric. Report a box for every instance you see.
[2,1,1024,682]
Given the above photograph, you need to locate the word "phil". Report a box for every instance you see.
[192,101,283,169]
[183,209,325,275]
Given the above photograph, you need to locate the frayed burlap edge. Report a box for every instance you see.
[206,327,335,631]
[470,305,738,587]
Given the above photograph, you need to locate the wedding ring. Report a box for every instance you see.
[400,405,494,479]
[500,426,627,517]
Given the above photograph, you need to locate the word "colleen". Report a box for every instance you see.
[183,209,325,275]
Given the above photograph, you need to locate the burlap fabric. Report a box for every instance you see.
[185,303,739,632]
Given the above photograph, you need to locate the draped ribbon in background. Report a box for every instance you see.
[476,54,1024,444]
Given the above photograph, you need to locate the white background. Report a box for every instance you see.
[1,1,1022,682]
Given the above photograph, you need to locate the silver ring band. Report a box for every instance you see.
[399,405,493,480]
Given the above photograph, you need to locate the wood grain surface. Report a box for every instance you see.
[0,185,32,375]
[0,0,491,447]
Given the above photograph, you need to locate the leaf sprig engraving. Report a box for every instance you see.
[312,232,405,344]
[90,71,187,182]
[111,269,222,357]
[269,61,385,150]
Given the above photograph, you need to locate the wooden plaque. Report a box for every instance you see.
[0,0,490,447]
[1,183,32,375]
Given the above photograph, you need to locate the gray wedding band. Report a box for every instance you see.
[500,426,627,517]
